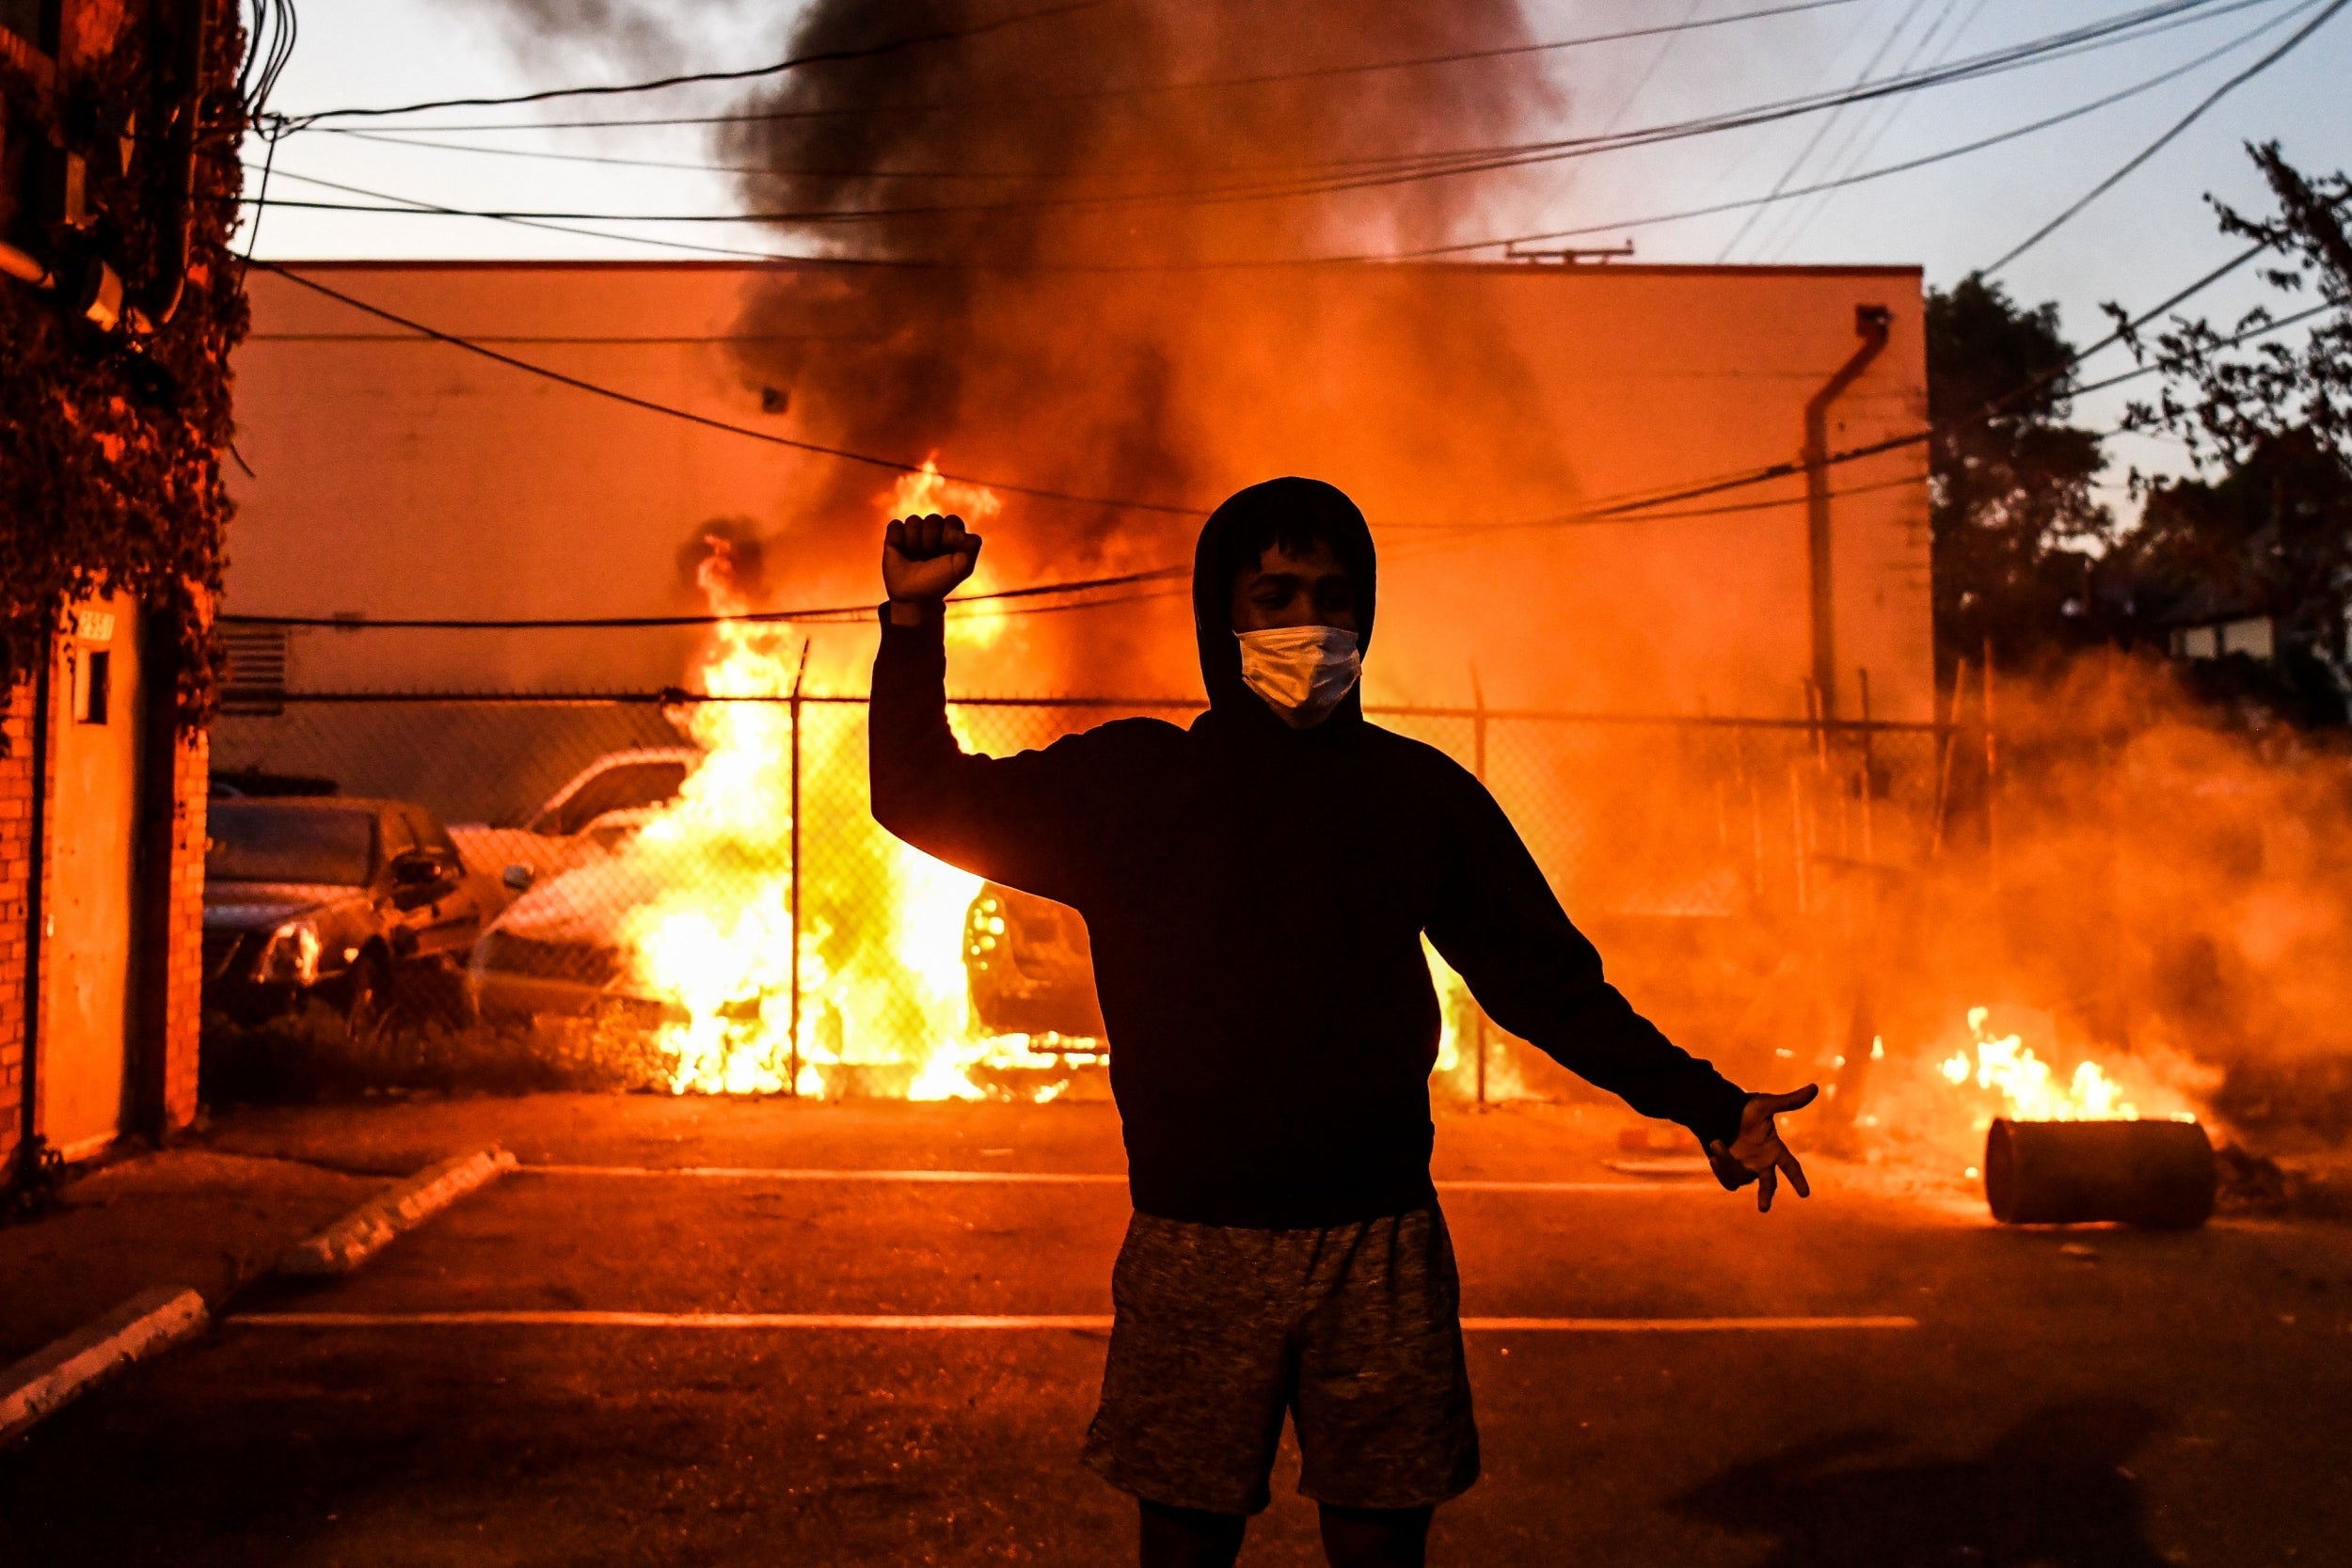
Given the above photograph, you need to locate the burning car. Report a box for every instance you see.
[461,747,709,1024]
[469,849,685,1026]
[964,883,1104,1039]
[203,798,487,1031]
[447,746,698,908]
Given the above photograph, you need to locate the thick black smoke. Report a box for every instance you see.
[718,1,1558,558]
[463,2,1564,677]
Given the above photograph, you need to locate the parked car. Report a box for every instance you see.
[448,747,698,913]
[202,798,490,1031]
[964,883,1105,1039]
[469,848,682,1026]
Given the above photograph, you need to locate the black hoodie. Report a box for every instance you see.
[870,478,1751,1227]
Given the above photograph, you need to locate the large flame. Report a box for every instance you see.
[606,477,1089,1099]
[1936,1006,2199,1127]
[596,464,1501,1104]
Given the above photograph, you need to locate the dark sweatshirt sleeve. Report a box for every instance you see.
[1423,768,1751,1148]
[867,604,1099,902]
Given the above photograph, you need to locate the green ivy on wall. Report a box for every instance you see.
[0,2,247,734]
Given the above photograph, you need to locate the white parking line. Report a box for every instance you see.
[230,1311,1916,1333]
[521,1166,1711,1195]
[526,1165,1127,1183]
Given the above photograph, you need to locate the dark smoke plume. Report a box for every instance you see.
[718,1,1561,564]
[461,0,1571,685]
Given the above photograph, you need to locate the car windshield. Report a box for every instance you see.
[207,804,375,886]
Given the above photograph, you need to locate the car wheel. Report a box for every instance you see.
[344,951,389,1041]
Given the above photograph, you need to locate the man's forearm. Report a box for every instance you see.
[868,600,959,839]
[886,596,937,628]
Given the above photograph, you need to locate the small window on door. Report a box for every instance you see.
[74,649,110,725]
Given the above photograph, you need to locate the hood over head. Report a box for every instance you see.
[1192,477,1377,721]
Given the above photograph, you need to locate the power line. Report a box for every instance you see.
[1754,0,1995,261]
[281,0,1866,134]
[1717,0,1936,261]
[244,261,1214,517]
[230,161,2337,629]
[217,564,1192,630]
[1597,0,1713,137]
[225,15,2275,277]
[230,0,2291,274]
[214,475,1936,632]
[1982,0,2351,274]
[246,0,2270,230]
[280,0,1108,127]
[1382,1,2312,262]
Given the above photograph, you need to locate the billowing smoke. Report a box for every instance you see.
[459,1,1580,690]
[714,1,1562,599]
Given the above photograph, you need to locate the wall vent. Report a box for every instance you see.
[218,625,290,715]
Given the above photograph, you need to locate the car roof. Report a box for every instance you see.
[536,747,702,809]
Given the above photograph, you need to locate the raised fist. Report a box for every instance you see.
[883,512,982,604]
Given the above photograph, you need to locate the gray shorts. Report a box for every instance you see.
[1082,1203,1480,1515]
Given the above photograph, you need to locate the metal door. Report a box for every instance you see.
[41,594,146,1159]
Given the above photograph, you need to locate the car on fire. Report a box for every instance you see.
[463,748,702,1024]
[469,849,686,1026]
[964,883,1105,1039]
[202,798,491,1031]
[460,744,1110,1039]
[446,746,699,911]
[472,863,1108,1044]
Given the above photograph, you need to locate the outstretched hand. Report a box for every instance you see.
[1707,1085,1819,1212]
[883,512,982,605]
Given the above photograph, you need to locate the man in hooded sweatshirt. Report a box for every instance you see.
[870,477,1817,1568]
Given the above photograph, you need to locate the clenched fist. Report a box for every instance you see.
[884,513,982,607]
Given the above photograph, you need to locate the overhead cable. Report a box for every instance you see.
[1716,0,1937,261]
[279,0,1862,132]
[245,261,1213,517]
[226,18,2284,276]
[246,0,2278,230]
[1981,0,2350,274]
[226,136,2347,632]
[279,0,1108,127]
[1384,1,2315,261]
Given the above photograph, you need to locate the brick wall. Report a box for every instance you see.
[0,676,33,1176]
[1,643,206,1180]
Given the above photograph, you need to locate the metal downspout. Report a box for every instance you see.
[1804,304,1893,720]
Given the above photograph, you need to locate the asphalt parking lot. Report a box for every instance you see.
[5,1096,2349,1565]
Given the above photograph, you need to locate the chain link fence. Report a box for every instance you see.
[207,692,1963,1101]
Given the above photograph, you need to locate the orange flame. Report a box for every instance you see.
[603,470,1103,1099]
[1936,1006,2201,1128]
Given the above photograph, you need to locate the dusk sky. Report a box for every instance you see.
[242,0,2352,508]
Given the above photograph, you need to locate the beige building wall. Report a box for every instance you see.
[230,261,1931,721]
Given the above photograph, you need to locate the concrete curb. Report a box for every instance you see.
[0,1286,209,1444]
[277,1147,517,1277]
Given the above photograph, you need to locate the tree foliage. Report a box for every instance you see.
[2112,143,2352,700]
[1925,275,2110,669]
[0,3,247,726]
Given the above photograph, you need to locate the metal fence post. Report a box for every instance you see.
[787,644,808,1097]
[1856,667,1875,866]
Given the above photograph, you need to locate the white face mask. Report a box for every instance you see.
[1235,625,1362,729]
